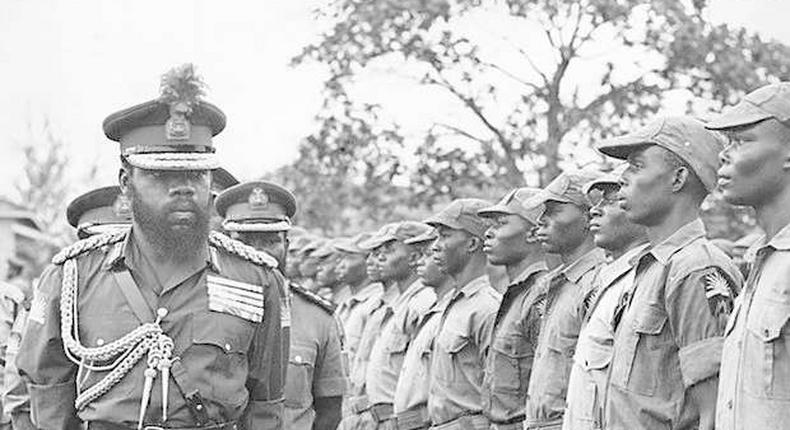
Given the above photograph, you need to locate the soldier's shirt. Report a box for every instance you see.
[285,288,347,430]
[562,244,646,430]
[717,222,790,430]
[17,231,287,430]
[393,292,452,414]
[3,302,30,422]
[428,275,501,425]
[481,261,547,424]
[605,219,742,430]
[335,283,384,368]
[365,279,436,405]
[0,281,25,426]
[525,248,606,427]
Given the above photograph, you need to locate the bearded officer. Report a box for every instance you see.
[216,181,347,430]
[16,64,287,430]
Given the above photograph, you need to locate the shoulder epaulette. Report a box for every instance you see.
[51,229,127,265]
[208,231,278,269]
[290,281,336,314]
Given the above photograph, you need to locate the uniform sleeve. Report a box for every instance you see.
[312,316,347,399]
[244,270,286,430]
[473,299,498,363]
[4,309,30,418]
[16,265,80,430]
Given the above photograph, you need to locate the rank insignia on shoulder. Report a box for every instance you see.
[207,275,264,323]
[703,269,734,323]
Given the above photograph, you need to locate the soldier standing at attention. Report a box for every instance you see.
[425,199,501,429]
[392,228,454,430]
[596,116,742,430]
[707,82,790,430]
[16,64,287,430]
[476,188,547,430]
[524,171,607,430]
[562,166,648,430]
[216,181,347,430]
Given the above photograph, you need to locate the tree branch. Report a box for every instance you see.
[480,60,542,93]
[434,122,490,145]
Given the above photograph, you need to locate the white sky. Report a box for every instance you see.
[0,0,788,201]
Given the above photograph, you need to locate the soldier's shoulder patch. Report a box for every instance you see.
[208,231,278,269]
[700,267,735,325]
[51,229,127,265]
[291,282,336,314]
[207,275,264,323]
[28,290,48,325]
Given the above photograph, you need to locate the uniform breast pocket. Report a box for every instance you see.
[744,301,790,399]
[386,332,411,367]
[491,335,533,392]
[285,343,317,408]
[544,332,576,396]
[439,330,471,381]
[190,311,255,405]
[626,306,668,396]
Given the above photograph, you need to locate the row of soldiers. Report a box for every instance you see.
[0,65,786,430]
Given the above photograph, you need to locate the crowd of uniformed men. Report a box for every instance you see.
[0,64,786,430]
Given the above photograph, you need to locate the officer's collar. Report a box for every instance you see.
[105,228,220,273]
[647,218,706,265]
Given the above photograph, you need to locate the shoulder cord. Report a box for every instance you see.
[60,258,174,411]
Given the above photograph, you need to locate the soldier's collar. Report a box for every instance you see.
[509,260,548,287]
[759,221,790,251]
[458,274,490,297]
[562,247,606,283]
[105,228,220,273]
[597,243,648,288]
[648,218,706,265]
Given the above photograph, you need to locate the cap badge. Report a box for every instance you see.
[249,188,269,209]
[113,194,132,218]
[165,102,191,141]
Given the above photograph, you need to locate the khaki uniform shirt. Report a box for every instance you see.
[605,220,742,430]
[285,286,347,430]
[335,283,384,368]
[717,222,790,430]
[365,280,436,405]
[393,292,452,414]
[562,244,646,430]
[481,261,547,424]
[428,275,501,425]
[0,282,25,426]
[17,231,287,430]
[525,248,606,427]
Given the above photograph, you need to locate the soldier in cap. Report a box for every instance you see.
[425,199,502,429]
[285,232,316,283]
[707,82,790,430]
[392,229,453,430]
[333,235,384,368]
[523,170,607,430]
[476,188,548,430]
[596,116,743,430]
[16,64,288,430]
[354,222,436,429]
[6,186,135,430]
[216,181,347,430]
[562,166,648,430]
[299,238,328,292]
[312,240,347,303]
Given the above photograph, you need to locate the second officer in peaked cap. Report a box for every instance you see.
[17,64,288,430]
[216,181,347,430]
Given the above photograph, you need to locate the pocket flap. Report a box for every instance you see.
[441,332,469,354]
[748,302,790,342]
[386,332,411,354]
[192,313,253,354]
[289,343,317,367]
[580,342,611,370]
[633,305,667,335]
[493,335,532,358]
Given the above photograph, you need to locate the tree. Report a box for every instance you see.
[285,0,790,235]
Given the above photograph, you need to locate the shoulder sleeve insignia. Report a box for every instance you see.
[51,229,127,265]
[28,289,48,325]
[702,268,735,328]
[207,275,264,323]
[208,231,278,269]
[291,282,336,314]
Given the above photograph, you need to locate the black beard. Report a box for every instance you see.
[129,185,210,261]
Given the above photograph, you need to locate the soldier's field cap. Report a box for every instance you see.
[583,164,628,194]
[103,64,226,171]
[528,170,606,210]
[215,181,297,233]
[66,186,132,237]
[478,187,544,224]
[596,116,724,192]
[425,198,494,238]
[289,233,315,253]
[706,83,790,130]
[301,238,327,257]
[359,221,433,250]
[334,232,375,254]
[404,228,438,245]
[313,239,343,259]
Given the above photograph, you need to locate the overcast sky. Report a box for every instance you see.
[0,0,787,201]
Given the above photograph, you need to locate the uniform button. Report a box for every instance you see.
[224,343,232,351]
[96,338,105,346]
[764,329,770,337]
[294,355,302,363]
[727,400,733,409]
[196,404,203,411]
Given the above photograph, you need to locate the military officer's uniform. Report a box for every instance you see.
[523,172,607,430]
[425,199,502,430]
[705,83,790,430]
[16,65,287,430]
[476,189,548,430]
[216,181,347,430]
[597,117,743,429]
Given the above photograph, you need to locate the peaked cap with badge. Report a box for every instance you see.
[215,181,297,233]
[66,186,132,239]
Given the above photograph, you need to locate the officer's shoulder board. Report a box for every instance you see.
[290,281,336,314]
[51,229,128,265]
[208,231,278,269]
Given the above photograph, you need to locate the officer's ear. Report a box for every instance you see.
[119,165,130,195]
[670,165,690,193]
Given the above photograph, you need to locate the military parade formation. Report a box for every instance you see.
[0,64,788,430]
